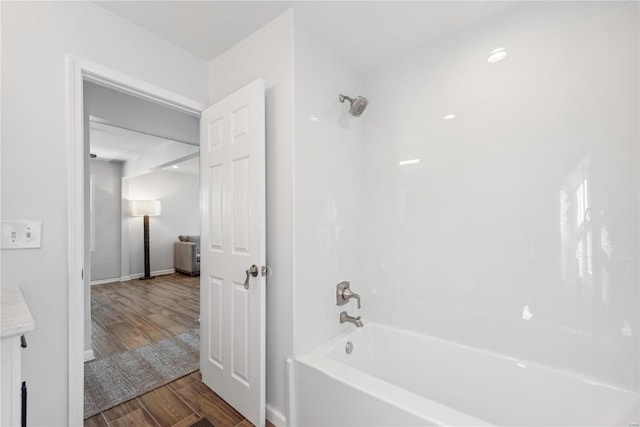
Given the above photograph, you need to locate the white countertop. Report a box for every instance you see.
[1,287,35,339]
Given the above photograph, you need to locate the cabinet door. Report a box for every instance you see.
[1,336,22,426]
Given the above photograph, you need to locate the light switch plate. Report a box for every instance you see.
[1,221,42,249]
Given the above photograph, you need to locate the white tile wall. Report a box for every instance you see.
[293,19,366,355]
[360,2,639,387]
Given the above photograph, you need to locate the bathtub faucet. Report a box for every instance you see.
[340,311,364,327]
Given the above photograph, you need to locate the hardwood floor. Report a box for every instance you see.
[90,273,199,360]
[86,274,273,427]
[84,371,274,427]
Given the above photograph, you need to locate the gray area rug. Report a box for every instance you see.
[84,329,200,419]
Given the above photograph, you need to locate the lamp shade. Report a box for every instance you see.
[131,200,161,217]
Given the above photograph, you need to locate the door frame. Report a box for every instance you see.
[66,54,206,425]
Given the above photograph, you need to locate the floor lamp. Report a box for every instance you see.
[131,200,161,280]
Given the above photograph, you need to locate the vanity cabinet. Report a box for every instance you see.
[1,288,35,427]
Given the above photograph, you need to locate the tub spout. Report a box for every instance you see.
[340,311,363,327]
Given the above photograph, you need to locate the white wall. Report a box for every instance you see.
[0,2,207,424]
[126,169,200,276]
[208,11,293,425]
[292,20,365,356]
[90,160,123,281]
[360,2,639,387]
[88,162,199,282]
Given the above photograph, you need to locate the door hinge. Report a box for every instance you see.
[81,269,83,280]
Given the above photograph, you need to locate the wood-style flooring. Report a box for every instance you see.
[86,274,273,427]
[90,273,200,361]
[84,371,273,427]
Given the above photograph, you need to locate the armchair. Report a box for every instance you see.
[174,235,200,276]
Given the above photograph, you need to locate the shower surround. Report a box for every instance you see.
[291,2,638,425]
[359,1,638,388]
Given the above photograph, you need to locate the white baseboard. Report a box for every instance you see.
[129,268,175,279]
[90,277,120,286]
[84,349,95,362]
[92,269,176,285]
[267,404,287,427]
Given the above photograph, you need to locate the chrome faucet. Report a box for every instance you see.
[336,281,361,309]
[340,311,363,327]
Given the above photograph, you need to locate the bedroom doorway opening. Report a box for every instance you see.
[82,80,202,419]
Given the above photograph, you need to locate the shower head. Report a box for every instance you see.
[339,94,368,117]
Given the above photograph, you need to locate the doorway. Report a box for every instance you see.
[85,85,202,417]
[66,55,206,426]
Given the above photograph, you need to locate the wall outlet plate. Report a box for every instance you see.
[1,221,42,249]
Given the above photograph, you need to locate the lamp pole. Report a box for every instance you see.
[131,200,160,280]
[141,214,154,280]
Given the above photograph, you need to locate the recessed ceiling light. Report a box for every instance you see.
[309,114,319,122]
[488,47,507,63]
[171,165,179,169]
[399,159,421,167]
[444,114,456,120]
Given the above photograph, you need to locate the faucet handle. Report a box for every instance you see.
[336,280,361,309]
[346,290,361,309]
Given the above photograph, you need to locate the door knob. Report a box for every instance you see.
[244,264,259,289]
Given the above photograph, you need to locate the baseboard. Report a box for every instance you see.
[128,268,176,280]
[84,349,95,363]
[90,277,120,286]
[93,269,176,284]
[267,404,287,427]
[154,268,176,276]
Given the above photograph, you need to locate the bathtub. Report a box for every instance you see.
[292,323,639,426]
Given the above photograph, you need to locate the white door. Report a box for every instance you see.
[200,79,266,427]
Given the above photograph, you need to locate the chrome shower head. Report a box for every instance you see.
[339,94,368,117]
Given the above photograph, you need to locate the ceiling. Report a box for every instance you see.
[90,121,164,162]
[95,1,515,73]
[96,1,293,63]
[165,156,200,175]
[90,121,199,174]
[293,2,515,73]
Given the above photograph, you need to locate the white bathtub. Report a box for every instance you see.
[293,323,639,426]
